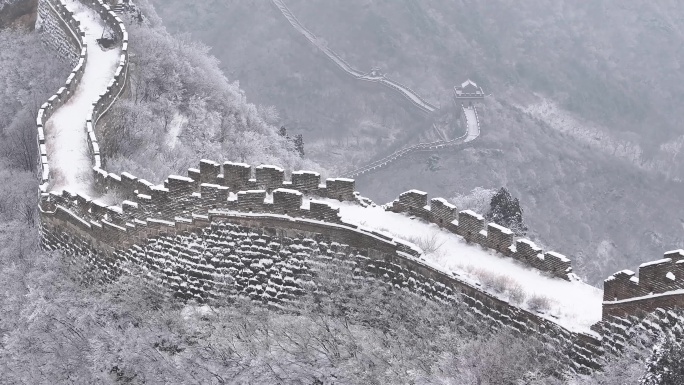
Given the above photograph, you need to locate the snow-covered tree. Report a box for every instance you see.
[451,187,496,215]
[486,187,528,235]
[642,336,684,385]
[294,133,304,157]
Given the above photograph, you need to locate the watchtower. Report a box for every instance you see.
[454,79,485,106]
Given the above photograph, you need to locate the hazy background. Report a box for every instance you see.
[148,0,684,284]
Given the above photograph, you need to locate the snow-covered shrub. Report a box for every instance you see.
[508,282,526,305]
[405,233,444,255]
[450,187,496,215]
[102,17,324,184]
[527,295,551,313]
[478,271,514,294]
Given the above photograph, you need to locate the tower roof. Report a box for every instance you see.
[461,79,478,89]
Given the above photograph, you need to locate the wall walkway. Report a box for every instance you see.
[343,104,481,178]
[44,0,121,195]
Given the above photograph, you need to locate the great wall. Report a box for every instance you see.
[270,0,482,178]
[23,0,684,376]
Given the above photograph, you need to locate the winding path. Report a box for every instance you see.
[271,0,437,114]
[45,0,121,196]
[271,0,481,177]
[344,105,480,178]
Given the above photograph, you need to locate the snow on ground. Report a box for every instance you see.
[166,113,188,149]
[45,0,121,196]
[516,97,642,164]
[463,106,480,142]
[319,199,603,334]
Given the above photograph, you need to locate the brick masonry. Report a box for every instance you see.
[388,190,574,280]
[38,0,80,64]
[603,250,684,320]
[40,203,603,374]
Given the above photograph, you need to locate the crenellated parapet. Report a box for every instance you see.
[39,159,364,237]
[603,250,684,320]
[36,0,129,189]
[388,189,575,280]
[91,159,355,206]
[84,0,129,170]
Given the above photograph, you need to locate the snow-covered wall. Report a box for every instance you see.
[83,0,128,173]
[31,1,604,373]
[603,250,684,319]
[271,0,437,115]
[37,0,81,64]
[388,189,574,280]
[38,181,603,373]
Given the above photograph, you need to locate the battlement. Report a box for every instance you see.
[603,250,684,319]
[92,159,356,207]
[85,0,129,170]
[40,159,368,235]
[389,190,574,280]
[36,0,129,189]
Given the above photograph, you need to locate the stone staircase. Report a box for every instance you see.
[110,3,124,14]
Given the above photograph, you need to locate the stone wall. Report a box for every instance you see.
[603,250,684,320]
[37,0,81,64]
[594,309,684,357]
[90,159,357,210]
[36,0,671,374]
[388,189,575,280]
[39,198,603,373]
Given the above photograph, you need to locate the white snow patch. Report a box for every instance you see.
[640,258,671,268]
[516,97,643,164]
[463,106,480,142]
[166,113,187,149]
[320,199,603,333]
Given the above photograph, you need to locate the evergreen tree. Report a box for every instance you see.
[486,187,527,235]
[643,336,684,385]
[427,154,440,171]
[294,134,304,157]
[278,126,287,137]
